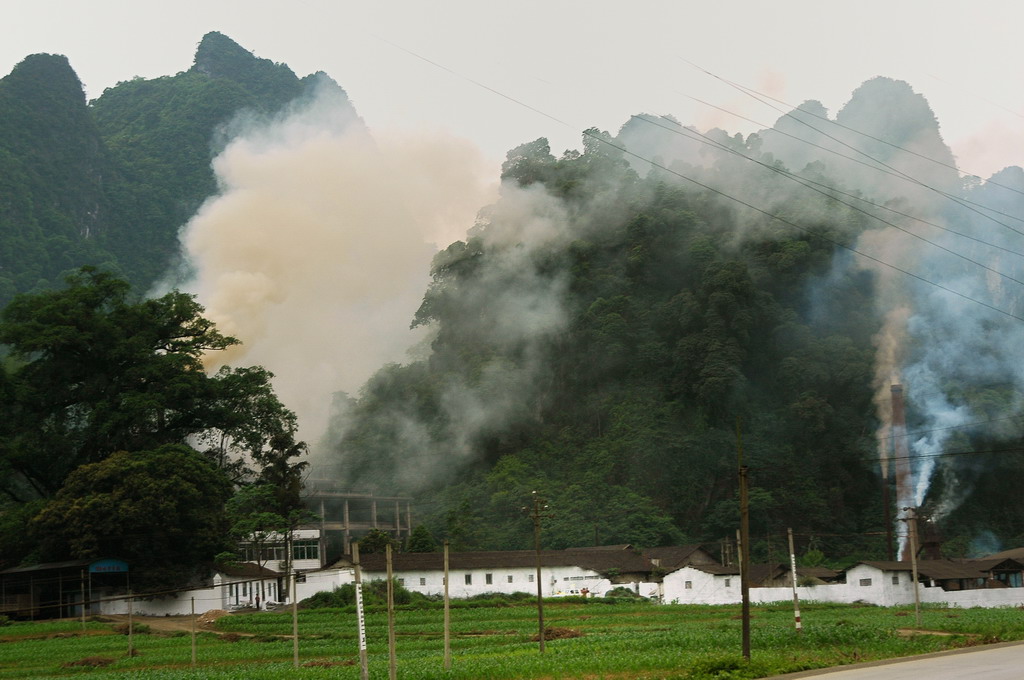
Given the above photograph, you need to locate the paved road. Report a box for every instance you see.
[773,641,1024,679]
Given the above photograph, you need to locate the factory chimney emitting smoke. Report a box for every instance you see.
[891,384,915,560]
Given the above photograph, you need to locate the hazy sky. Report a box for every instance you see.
[3,0,1022,177]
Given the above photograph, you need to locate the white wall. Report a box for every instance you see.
[358,564,615,599]
[295,568,351,602]
[663,567,740,604]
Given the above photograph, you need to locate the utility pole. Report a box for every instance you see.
[386,544,397,680]
[352,541,369,680]
[902,508,922,628]
[527,491,551,653]
[737,421,751,661]
[787,528,802,635]
[443,540,451,670]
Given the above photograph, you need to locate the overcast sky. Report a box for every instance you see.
[2,0,1022,178]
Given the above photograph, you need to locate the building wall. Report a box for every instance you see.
[663,567,739,604]
[664,564,1024,609]
[359,564,614,599]
[95,568,353,617]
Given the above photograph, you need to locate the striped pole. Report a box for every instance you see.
[788,528,802,634]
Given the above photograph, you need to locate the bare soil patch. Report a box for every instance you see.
[61,656,115,668]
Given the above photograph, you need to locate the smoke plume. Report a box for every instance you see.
[178,79,497,443]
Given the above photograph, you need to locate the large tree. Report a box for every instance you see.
[31,444,233,591]
[0,267,305,500]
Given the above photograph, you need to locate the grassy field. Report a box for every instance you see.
[1,600,1022,679]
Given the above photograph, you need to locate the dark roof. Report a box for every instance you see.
[795,566,840,580]
[1,559,93,575]
[1,558,129,576]
[218,563,281,578]
[970,558,1024,572]
[644,545,713,570]
[982,547,1024,562]
[337,548,652,574]
[852,560,994,581]
[678,563,740,576]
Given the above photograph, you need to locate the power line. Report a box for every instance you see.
[725,76,1024,200]
[631,114,1024,289]
[379,39,1024,325]
[680,58,1024,233]
[657,103,1024,259]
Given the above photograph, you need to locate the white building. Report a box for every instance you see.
[336,547,657,599]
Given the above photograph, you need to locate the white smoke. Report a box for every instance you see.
[179,81,498,444]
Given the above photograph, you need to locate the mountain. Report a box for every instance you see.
[321,92,1024,562]
[0,54,114,301]
[0,32,357,306]
[3,34,1023,565]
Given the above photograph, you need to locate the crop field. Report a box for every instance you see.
[1,600,1023,679]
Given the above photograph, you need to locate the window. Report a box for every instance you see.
[507,575,514,583]
[292,540,320,561]
[528,574,534,583]
[242,582,248,596]
[398,578,405,586]
[724,579,731,587]
[485,573,493,585]
[685,581,693,589]
[465,574,473,585]
[892,576,900,585]
[420,578,426,586]
[859,578,873,587]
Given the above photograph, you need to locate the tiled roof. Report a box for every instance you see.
[218,563,281,578]
[981,547,1024,562]
[852,560,991,580]
[643,545,713,570]
[336,548,652,574]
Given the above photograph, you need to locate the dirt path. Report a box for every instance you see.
[101,610,230,634]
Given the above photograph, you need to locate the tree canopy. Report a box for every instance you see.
[0,268,305,500]
[31,444,233,591]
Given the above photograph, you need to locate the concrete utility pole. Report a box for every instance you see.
[902,507,922,628]
[352,541,369,680]
[527,491,551,653]
[443,540,451,670]
[386,544,397,680]
[787,528,802,634]
[741,464,749,659]
[737,421,751,661]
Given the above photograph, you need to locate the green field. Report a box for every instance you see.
[1,600,1021,679]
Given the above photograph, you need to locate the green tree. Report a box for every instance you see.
[359,528,400,554]
[406,525,437,553]
[31,444,233,591]
[0,267,306,499]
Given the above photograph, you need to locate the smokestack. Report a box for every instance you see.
[891,384,914,560]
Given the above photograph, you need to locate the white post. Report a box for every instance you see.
[443,540,451,670]
[788,528,802,634]
[353,542,369,680]
[190,596,196,668]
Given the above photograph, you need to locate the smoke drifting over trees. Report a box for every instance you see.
[177,77,497,441]
[197,73,1021,555]
[4,32,1024,562]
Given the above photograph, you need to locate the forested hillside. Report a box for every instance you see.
[323,81,1024,562]
[0,31,355,305]
[325,131,886,559]
[2,31,1024,571]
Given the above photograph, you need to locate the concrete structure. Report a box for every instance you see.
[661,558,1024,608]
[338,547,658,599]
[303,483,413,557]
